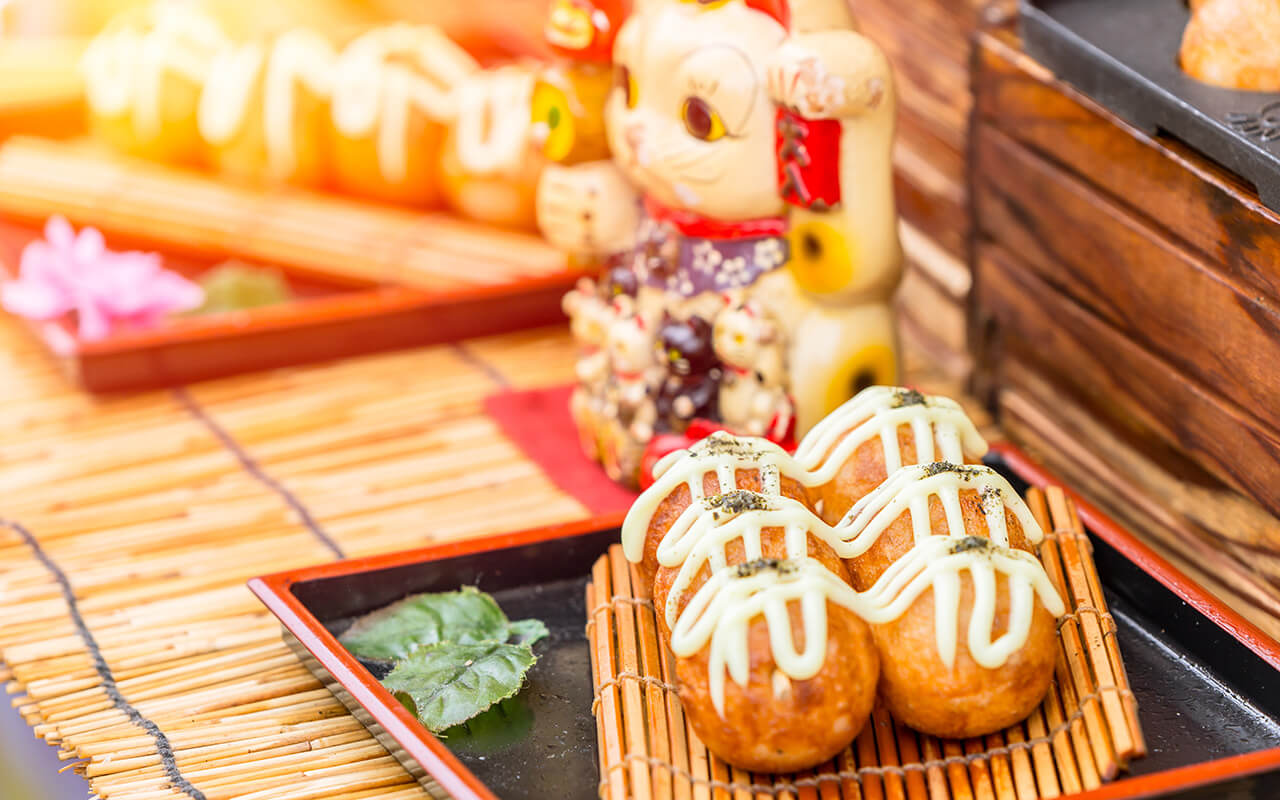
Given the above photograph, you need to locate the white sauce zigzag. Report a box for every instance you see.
[624,386,991,564]
[794,385,989,480]
[621,386,1067,717]
[671,556,859,715]
[198,30,336,179]
[331,24,478,183]
[452,67,538,176]
[88,18,480,186]
[83,5,229,137]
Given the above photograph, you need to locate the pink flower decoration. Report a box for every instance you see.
[2,216,204,340]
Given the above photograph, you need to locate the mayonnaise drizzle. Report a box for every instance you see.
[620,431,801,563]
[87,14,479,185]
[671,557,857,715]
[660,487,1065,715]
[451,67,537,176]
[794,386,989,480]
[623,386,992,564]
[621,388,1067,718]
[83,4,228,137]
[198,30,336,179]
[838,462,1044,551]
[331,24,478,183]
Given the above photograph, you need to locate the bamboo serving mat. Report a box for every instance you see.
[0,136,566,291]
[586,488,1146,800]
[0,306,997,800]
[0,316,588,800]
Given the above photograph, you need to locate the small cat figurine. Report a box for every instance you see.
[602,299,659,439]
[654,313,720,432]
[713,299,795,443]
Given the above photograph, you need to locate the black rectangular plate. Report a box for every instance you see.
[279,454,1280,799]
[1020,0,1280,212]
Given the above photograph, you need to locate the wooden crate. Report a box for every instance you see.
[969,27,1280,637]
[852,0,1016,376]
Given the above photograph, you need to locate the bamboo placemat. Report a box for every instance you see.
[0,315,587,800]
[586,489,1146,800]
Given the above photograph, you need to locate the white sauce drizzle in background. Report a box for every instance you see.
[83,4,228,138]
[331,24,477,183]
[87,15,487,185]
[452,67,537,176]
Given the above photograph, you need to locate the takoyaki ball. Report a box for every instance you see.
[846,489,1036,591]
[872,569,1058,740]
[678,597,878,773]
[810,426,982,527]
[661,525,878,772]
[636,468,809,596]
[651,522,847,642]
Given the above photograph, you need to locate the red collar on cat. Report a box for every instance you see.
[643,196,788,240]
[687,0,789,28]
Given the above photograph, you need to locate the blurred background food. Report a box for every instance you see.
[0,0,548,45]
[1180,0,1280,91]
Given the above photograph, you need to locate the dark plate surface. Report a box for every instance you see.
[287,527,618,800]
[993,455,1280,779]
[251,448,1280,799]
[1020,0,1280,212]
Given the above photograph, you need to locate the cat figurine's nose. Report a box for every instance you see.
[625,124,648,164]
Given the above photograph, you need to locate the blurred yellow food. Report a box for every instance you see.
[329,24,477,206]
[199,30,335,187]
[438,66,544,230]
[1181,0,1280,91]
[81,3,228,165]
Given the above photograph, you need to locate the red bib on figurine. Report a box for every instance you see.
[776,108,843,211]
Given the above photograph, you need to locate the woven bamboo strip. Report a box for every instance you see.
[586,487,1145,799]
[0,137,567,291]
[1025,491,1105,791]
[630,562,675,800]
[593,555,628,800]
[1045,490,1145,761]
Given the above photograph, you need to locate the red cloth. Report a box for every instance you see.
[484,385,638,516]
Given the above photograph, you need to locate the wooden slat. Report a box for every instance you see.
[973,124,1280,437]
[973,241,1280,521]
[0,137,566,292]
[973,28,1280,306]
[0,321,590,800]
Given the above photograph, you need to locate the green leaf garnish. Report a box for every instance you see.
[383,642,537,733]
[340,587,510,661]
[508,618,549,646]
[194,262,293,314]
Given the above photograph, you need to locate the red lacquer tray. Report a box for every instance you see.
[249,444,1280,800]
[0,219,575,392]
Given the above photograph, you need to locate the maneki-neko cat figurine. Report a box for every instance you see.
[542,0,902,486]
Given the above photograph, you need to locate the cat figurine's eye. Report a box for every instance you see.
[681,96,727,142]
[617,65,638,110]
